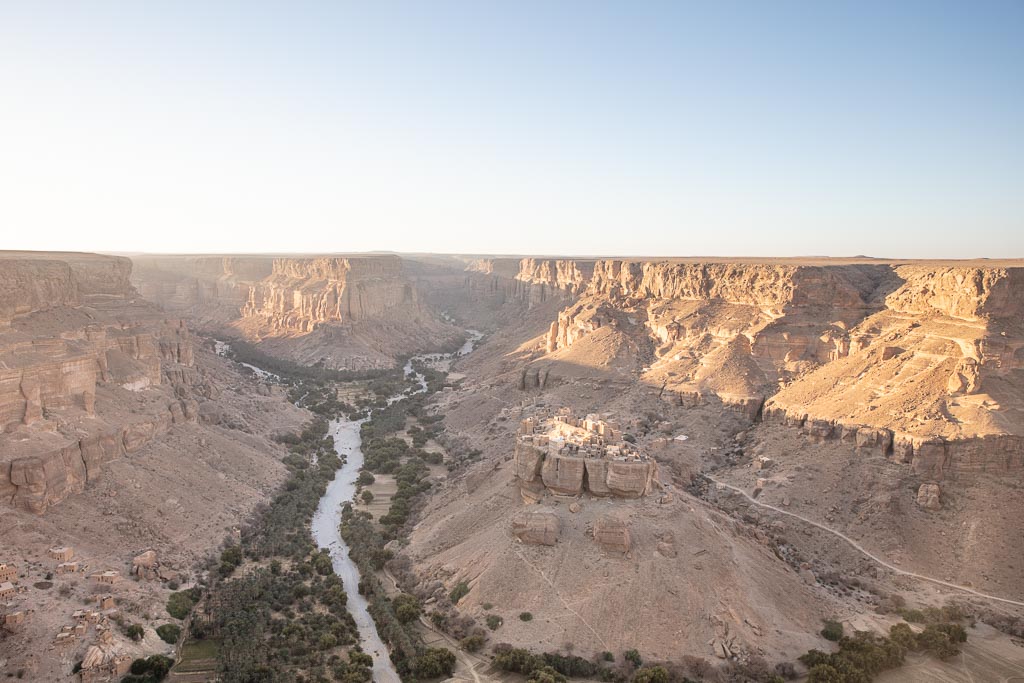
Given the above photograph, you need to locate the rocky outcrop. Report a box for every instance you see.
[0,253,202,512]
[239,256,418,335]
[520,258,1023,475]
[0,398,199,513]
[916,483,942,511]
[513,440,659,501]
[131,255,274,319]
[885,266,1024,321]
[512,512,560,546]
[593,514,631,553]
[464,258,595,308]
[0,252,133,325]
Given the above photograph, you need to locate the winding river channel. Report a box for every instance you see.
[219,328,482,683]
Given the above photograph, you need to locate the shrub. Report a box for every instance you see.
[449,581,470,604]
[461,634,486,652]
[519,612,533,622]
[347,650,373,668]
[528,666,567,683]
[126,654,174,681]
[156,623,181,644]
[494,648,545,675]
[917,623,966,659]
[624,649,642,667]
[361,490,375,504]
[218,544,244,577]
[486,614,503,630]
[166,588,201,620]
[821,619,844,641]
[411,648,457,678]
[482,602,494,610]
[121,623,145,641]
[542,653,600,678]
[899,608,925,623]
[889,623,917,650]
[601,651,614,662]
[632,666,669,683]
[393,594,422,624]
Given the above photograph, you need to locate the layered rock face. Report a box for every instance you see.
[240,256,417,334]
[1,252,133,324]
[502,258,1024,477]
[0,252,201,513]
[511,511,560,546]
[513,440,659,502]
[463,257,595,308]
[762,265,1024,478]
[131,255,275,320]
[133,253,460,370]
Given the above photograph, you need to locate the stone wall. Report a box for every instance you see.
[513,440,659,502]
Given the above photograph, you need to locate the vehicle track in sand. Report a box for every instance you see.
[705,476,1024,609]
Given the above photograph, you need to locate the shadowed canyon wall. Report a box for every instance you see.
[1,252,200,512]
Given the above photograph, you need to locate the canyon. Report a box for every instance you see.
[132,253,461,370]
[2,250,1023,682]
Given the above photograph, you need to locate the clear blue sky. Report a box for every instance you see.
[1,1,1021,257]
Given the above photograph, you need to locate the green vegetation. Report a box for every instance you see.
[224,339,398,384]
[166,587,202,620]
[528,666,568,683]
[361,489,375,504]
[174,639,221,674]
[122,655,174,682]
[461,634,485,652]
[411,647,457,679]
[624,649,642,667]
[393,594,422,624]
[156,623,181,644]
[493,647,606,680]
[520,611,534,621]
[120,622,145,641]
[486,614,503,630]
[632,666,669,683]
[182,417,374,682]
[821,619,844,642]
[800,621,968,683]
[217,545,243,577]
[449,581,470,604]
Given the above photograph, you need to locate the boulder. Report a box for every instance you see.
[512,512,560,546]
[593,514,631,553]
[132,550,160,580]
[916,483,941,511]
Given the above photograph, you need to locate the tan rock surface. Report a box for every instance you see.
[593,514,632,553]
[512,512,560,546]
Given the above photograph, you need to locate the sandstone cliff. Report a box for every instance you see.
[0,253,202,512]
[471,257,1024,476]
[240,256,416,334]
[132,254,462,370]
[463,257,595,308]
[0,252,133,324]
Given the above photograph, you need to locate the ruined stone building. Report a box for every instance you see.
[513,408,660,502]
[0,563,17,583]
[48,546,74,562]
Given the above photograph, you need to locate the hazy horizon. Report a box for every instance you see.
[2,1,1022,258]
